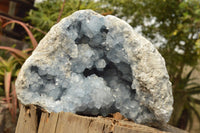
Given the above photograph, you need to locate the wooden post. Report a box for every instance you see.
[15,104,187,133]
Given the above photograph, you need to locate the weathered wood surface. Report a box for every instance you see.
[15,105,188,133]
[15,105,38,133]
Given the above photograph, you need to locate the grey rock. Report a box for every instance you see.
[15,10,173,125]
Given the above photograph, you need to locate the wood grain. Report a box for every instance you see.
[15,105,38,133]
[15,105,188,133]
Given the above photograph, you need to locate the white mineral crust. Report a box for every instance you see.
[15,10,173,125]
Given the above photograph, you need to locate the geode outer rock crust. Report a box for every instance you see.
[16,10,173,125]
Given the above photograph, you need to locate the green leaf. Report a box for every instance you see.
[186,68,194,81]
[188,111,193,131]
[188,97,200,105]
[195,9,200,15]
[179,2,187,9]
[186,87,200,95]
[0,88,4,96]
[189,104,200,128]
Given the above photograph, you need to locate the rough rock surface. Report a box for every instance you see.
[15,10,173,125]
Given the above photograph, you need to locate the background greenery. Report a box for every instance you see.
[26,0,111,41]
[0,0,200,131]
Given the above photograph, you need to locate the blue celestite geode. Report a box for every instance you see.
[15,10,173,125]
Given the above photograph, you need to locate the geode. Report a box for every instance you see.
[15,10,173,124]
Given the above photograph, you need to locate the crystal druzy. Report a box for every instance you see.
[15,10,173,125]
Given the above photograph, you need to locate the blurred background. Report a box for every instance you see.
[0,0,200,132]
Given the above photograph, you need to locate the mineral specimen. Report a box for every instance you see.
[15,10,173,125]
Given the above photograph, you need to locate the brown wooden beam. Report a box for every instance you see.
[10,0,35,8]
[0,35,30,50]
[0,11,23,21]
[15,104,188,133]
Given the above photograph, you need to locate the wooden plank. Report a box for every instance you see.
[38,112,59,133]
[15,105,38,133]
[55,112,92,133]
[54,112,169,133]
[87,118,111,133]
[15,105,188,133]
[158,123,188,133]
[113,122,166,133]
[11,0,35,7]
[0,35,30,50]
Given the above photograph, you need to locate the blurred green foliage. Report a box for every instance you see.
[0,51,21,121]
[26,0,111,41]
[103,0,200,130]
[0,18,36,121]
[0,55,19,93]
